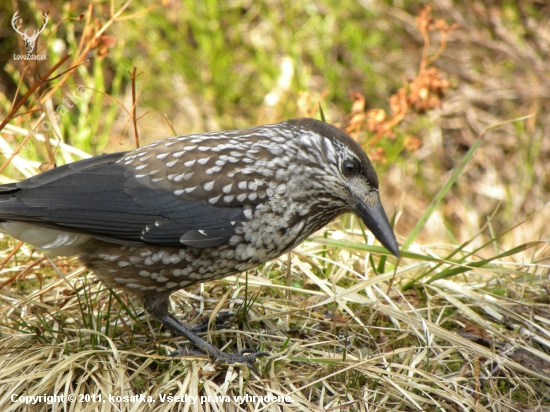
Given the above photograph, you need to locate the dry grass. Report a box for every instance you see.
[0,232,548,411]
[0,1,549,411]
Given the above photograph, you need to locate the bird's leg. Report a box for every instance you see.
[143,296,268,368]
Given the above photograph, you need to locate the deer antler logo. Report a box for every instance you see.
[11,11,49,55]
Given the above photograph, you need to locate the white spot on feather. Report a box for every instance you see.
[209,194,221,204]
[114,277,130,283]
[203,181,215,191]
[173,173,186,182]
[205,166,222,174]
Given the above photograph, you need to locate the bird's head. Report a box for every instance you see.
[280,118,400,257]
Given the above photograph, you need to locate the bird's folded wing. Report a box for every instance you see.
[0,153,246,248]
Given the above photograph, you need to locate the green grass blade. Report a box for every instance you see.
[402,137,484,251]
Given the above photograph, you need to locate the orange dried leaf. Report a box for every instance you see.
[369,147,386,163]
[404,136,422,152]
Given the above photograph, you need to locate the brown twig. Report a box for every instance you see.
[0,241,24,271]
[129,67,143,148]
[0,254,47,290]
[44,62,87,83]
[0,117,46,175]
[0,52,72,134]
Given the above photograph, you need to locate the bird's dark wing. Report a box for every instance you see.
[0,153,246,248]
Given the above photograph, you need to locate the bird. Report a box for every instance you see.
[0,118,399,366]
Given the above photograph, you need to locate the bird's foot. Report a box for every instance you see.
[158,312,268,370]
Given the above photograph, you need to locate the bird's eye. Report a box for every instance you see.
[342,159,359,177]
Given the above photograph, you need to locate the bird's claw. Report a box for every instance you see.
[169,345,269,370]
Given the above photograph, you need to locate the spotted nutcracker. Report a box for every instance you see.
[0,118,400,366]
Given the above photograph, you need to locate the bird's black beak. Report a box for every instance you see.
[354,199,400,257]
